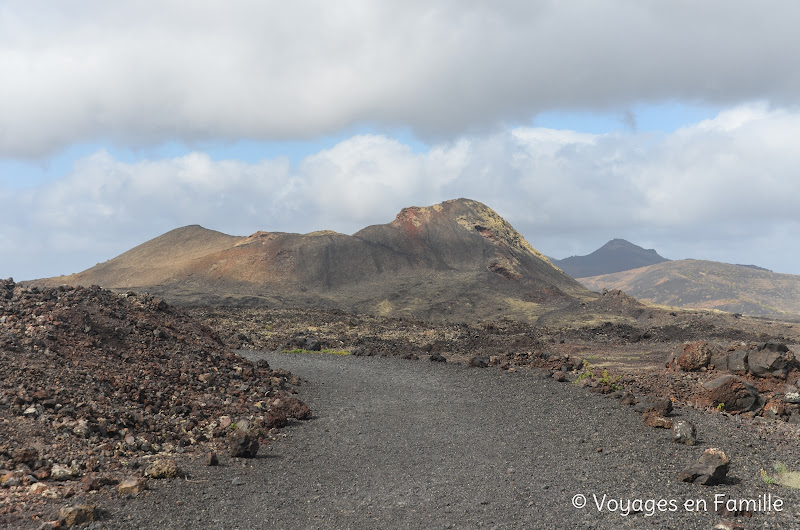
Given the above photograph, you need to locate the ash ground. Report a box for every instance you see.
[3,284,800,528]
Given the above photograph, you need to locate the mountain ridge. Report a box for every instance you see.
[578,259,800,318]
[35,198,595,322]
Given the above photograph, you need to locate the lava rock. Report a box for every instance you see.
[12,448,38,466]
[429,354,447,363]
[638,397,673,416]
[282,396,312,420]
[674,341,715,372]
[673,420,697,445]
[50,463,79,481]
[679,448,730,485]
[759,341,789,353]
[229,431,259,458]
[725,348,749,373]
[785,391,800,404]
[81,475,101,492]
[642,410,673,429]
[304,338,322,351]
[748,345,796,377]
[59,504,96,526]
[468,356,489,368]
[618,392,637,406]
[118,477,148,495]
[702,375,764,413]
[144,458,180,479]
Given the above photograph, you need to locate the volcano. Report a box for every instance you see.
[36,199,595,322]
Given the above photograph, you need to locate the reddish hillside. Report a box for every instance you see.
[35,199,595,322]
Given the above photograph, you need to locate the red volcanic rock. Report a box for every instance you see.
[702,375,764,413]
[674,341,715,372]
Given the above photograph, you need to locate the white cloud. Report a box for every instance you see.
[4,104,800,280]
[300,135,428,224]
[2,1,800,158]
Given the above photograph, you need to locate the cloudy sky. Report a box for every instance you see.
[2,0,800,280]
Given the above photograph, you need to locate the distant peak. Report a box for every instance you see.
[553,238,668,278]
[602,239,637,249]
[599,239,662,254]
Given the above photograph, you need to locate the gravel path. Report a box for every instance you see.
[106,352,800,529]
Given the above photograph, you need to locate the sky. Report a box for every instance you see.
[3,0,800,280]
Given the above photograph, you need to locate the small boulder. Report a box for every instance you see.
[759,341,789,353]
[59,504,96,526]
[637,397,673,416]
[144,458,180,479]
[748,344,796,377]
[673,420,697,445]
[642,410,673,429]
[726,348,749,373]
[429,354,447,363]
[468,356,489,368]
[702,375,764,413]
[762,400,786,420]
[283,396,312,420]
[618,392,637,406]
[675,341,715,372]
[711,347,749,373]
[81,475,102,492]
[11,448,38,466]
[266,408,288,429]
[304,338,322,351]
[784,391,800,404]
[50,463,80,481]
[206,452,219,466]
[2,474,22,488]
[267,395,312,426]
[678,448,729,485]
[229,431,259,458]
[118,477,147,496]
[551,371,566,382]
[28,482,49,494]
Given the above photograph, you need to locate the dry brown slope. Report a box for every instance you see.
[34,199,595,322]
[40,225,245,288]
[579,259,800,317]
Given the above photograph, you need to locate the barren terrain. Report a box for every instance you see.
[90,352,800,529]
[3,282,800,528]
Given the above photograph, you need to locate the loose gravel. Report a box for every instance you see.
[104,352,800,529]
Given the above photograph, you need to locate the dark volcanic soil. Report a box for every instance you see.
[100,352,800,529]
[4,280,800,528]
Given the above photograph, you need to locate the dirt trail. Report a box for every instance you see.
[106,353,800,529]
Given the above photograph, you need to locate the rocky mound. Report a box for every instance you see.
[0,279,309,522]
[34,199,594,322]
